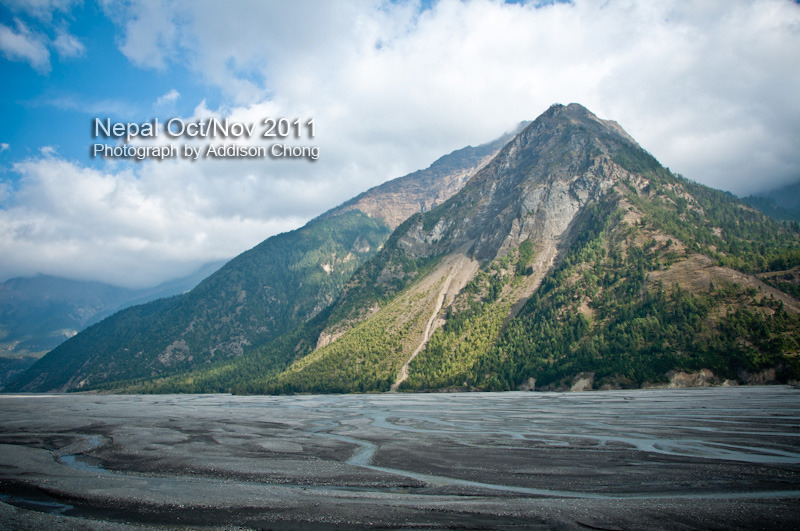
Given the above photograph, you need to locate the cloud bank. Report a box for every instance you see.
[2,0,800,287]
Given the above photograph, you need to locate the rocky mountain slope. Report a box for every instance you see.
[8,104,800,394]
[236,104,800,394]
[5,129,515,392]
[325,127,526,228]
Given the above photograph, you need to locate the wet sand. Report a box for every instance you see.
[0,386,798,529]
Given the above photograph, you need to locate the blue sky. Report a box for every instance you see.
[2,0,800,287]
[0,1,221,171]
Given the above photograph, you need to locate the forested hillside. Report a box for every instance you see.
[7,212,391,392]
[234,105,800,395]
[431,174,800,391]
[6,131,511,393]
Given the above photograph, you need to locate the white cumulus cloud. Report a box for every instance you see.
[0,3,86,72]
[155,89,180,107]
[0,19,50,71]
[0,156,306,287]
[52,28,85,59]
[106,0,800,194]
[3,0,800,287]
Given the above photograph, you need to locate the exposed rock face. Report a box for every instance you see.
[392,104,637,265]
[325,125,523,230]
[158,339,191,366]
[738,368,779,385]
[336,164,489,229]
[667,369,718,388]
[306,104,659,386]
[570,372,595,391]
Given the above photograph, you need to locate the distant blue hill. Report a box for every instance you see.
[0,260,225,387]
[742,180,800,222]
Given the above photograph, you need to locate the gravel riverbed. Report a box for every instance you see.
[1,386,799,529]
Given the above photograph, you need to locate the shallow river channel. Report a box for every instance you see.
[1,386,799,529]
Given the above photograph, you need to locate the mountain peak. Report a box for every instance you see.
[537,103,638,146]
[547,102,590,115]
[390,103,646,263]
[538,102,597,122]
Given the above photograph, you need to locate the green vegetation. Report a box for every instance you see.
[458,181,800,391]
[743,196,800,223]
[624,170,800,273]
[399,243,536,390]
[251,253,454,394]
[323,213,441,330]
[194,112,800,395]
[97,312,328,394]
[742,180,800,223]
